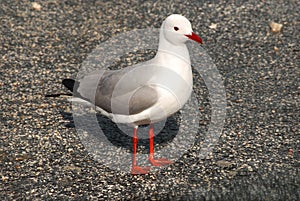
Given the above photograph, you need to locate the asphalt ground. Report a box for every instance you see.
[0,0,299,200]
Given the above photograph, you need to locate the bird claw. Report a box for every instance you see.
[149,158,173,166]
[131,165,151,175]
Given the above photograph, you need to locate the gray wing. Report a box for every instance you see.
[76,66,159,115]
[128,86,158,115]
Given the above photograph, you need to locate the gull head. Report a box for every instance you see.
[162,14,203,45]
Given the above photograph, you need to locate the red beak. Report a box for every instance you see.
[185,32,203,44]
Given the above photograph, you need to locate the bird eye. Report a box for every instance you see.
[174,26,179,31]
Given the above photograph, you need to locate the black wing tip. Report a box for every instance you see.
[62,79,75,92]
[45,93,73,98]
[45,79,75,98]
[45,94,61,97]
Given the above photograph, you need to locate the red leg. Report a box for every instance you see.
[148,124,173,166]
[131,126,150,174]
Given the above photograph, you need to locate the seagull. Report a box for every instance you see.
[56,14,202,174]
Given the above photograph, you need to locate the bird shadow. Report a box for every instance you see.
[61,111,180,153]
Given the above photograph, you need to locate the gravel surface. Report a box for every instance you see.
[1,0,299,200]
